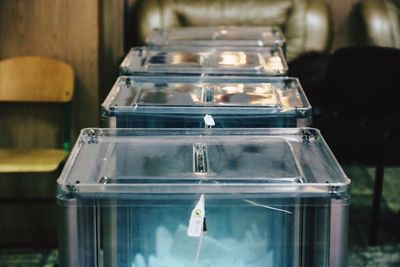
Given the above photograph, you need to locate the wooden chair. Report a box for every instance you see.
[318,46,400,245]
[0,56,74,173]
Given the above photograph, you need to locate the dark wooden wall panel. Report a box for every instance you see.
[100,0,125,107]
[124,0,139,51]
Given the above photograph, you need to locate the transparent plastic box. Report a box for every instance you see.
[57,128,350,267]
[146,26,286,53]
[120,46,287,76]
[102,75,311,128]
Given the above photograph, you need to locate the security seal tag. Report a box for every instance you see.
[204,114,215,128]
[188,194,206,237]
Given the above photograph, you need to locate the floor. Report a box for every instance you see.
[345,164,400,266]
[0,163,399,266]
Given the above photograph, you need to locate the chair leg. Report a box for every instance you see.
[369,161,385,245]
[369,131,389,246]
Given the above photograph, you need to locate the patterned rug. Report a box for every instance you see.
[1,246,400,267]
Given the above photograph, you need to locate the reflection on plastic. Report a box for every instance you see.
[218,52,247,66]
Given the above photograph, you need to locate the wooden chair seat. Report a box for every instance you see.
[0,148,67,173]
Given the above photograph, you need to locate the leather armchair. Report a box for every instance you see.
[352,0,400,48]
[131,0,333,62]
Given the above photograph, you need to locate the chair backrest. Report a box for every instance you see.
[0,56,74,102]
[351,0,400,48]
[129,0,333,62]
[0,56,74,150]
[317,46,400,162]
[325,46,400,118]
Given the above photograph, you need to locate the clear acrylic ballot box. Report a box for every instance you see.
[57,128,350,267]
[119,46,287,76]
[102,75,311,128]
[146,26,286,53]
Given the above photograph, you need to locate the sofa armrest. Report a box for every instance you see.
[357,0,400,47]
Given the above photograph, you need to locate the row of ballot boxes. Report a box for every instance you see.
[57,27,350,267]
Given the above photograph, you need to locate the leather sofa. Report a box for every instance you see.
[352,0,400,48]
[130,0,333,62]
